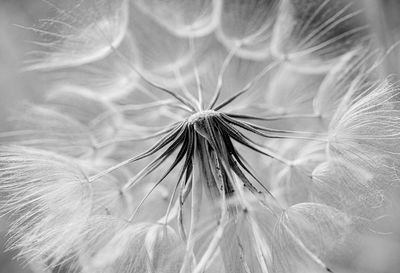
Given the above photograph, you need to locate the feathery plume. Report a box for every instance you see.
[217,0,280,60]
[23,0,129,71]
[271,0,370,73]
[0,146,92,267]
[134,0,222,37]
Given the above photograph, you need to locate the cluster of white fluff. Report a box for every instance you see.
[0,0,399,273]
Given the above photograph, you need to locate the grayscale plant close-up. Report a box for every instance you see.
[1,0,400,273]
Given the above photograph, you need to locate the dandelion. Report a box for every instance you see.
[1,0,399,273]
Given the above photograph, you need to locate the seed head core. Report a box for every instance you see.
[187,110,219,124]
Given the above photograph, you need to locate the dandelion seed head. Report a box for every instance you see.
[1,0,400,272]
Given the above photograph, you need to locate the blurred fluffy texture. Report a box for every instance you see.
[1,1,400,273]
[0,1,42,273]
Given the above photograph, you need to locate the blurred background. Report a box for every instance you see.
[0,1,44,272]
[0,1,400,273]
